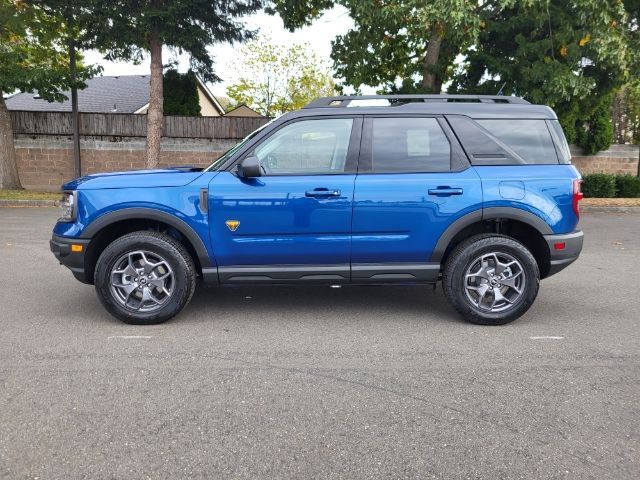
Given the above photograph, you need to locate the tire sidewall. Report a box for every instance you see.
[95,234,195,324]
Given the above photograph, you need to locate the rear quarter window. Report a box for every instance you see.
[476,119,558,164]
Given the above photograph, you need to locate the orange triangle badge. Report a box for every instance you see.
[225,220,240,231]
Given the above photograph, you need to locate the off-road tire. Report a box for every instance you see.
[94,231,196,325]
[442,234,540,325]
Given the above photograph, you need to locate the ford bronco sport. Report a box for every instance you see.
[50,94,584,326]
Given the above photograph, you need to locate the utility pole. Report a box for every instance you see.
[68,11,81,178]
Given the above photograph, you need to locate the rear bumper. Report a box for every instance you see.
[543,230,584,277]
[50,235,91,283]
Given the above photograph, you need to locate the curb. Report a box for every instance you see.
[0,199,59,207]
[581,206,640,213]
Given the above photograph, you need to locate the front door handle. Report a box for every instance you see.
[305,188,341,197]
[428,187,463,197]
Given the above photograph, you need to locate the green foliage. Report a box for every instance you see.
[615,174,640,198]
[272,1,506,93]
[575,100,614,154]
[83,0,262,82]
[612,82,640,144]
[226,36,336,117]
[582,174,640,198]
[0,0,98,98]
[449,1,637,154]
[163,70,201,116]
[582,173,618,198]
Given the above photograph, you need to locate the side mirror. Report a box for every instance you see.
[237,156,262,178]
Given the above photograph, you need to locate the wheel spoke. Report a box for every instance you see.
[488,253,505,275]
[140,288,163,308]
[475,283,490,307]
[466,269,488,281]
[491,287,512,308]
[148,272,171,288]
[139,251,156,275]
[113,263,138,278]
[112,281,137,298]
[500,272,522,293]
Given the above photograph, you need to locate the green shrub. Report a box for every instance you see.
[615,175,640,198]
[163,69,201,116]
[582,173,617,198]
[577,103,614,155]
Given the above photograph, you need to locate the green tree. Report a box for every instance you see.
[0,0,97,189]
[269,0,511,93]
[226,36,336,117]
[163,69,201,116]
[449,1,638,152]
[84,0,261,167]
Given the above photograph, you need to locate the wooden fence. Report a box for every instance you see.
[10,111,268,139]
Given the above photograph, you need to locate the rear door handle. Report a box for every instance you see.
[428,187,463,197]
[305,188,341,197]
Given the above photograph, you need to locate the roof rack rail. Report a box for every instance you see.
[303,94,530,108]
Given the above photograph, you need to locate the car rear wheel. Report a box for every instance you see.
[94,231,196,325]
[442,234,540,325]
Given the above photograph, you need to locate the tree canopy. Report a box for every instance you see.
[226,36,336,117]
[449,0,638,152]
[78,0,262,166]
[83,0,261,83]
[0,0,97,99]
[0,0,98,189]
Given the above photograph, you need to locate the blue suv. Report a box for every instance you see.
[50,95,584,326]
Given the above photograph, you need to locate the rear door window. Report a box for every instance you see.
[371,117,451,173]
[475,119,558,164]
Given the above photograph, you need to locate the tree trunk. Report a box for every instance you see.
[422,24,444,93]
[0,96,22,190]
[146,27,163,169]
[68,22,82,178]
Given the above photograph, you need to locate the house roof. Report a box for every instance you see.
[4,75,226,115]
[5,75,152,113]
[224,104,264,117]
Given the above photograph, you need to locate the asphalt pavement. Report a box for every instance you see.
[0,208,639,480]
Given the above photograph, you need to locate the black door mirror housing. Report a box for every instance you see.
[237,156,262,178]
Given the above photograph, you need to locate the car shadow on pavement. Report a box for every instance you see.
[178,282,464,326]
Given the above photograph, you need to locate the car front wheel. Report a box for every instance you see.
[442,234,540,325]
[94,231,196,325]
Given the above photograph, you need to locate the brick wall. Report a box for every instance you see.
[14,134,640,192]
[15,135,238,191]
[570,144,639,175]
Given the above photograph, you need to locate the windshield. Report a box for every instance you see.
[204,120,275,172]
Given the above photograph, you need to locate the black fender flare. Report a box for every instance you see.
[81,207,212,267]
[430,207,553,262]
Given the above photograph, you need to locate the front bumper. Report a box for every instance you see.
[543,230,584,277]
[50,235,91,283]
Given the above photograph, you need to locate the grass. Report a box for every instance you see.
[0,189,60,201]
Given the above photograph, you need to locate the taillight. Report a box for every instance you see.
[572,179,584,218]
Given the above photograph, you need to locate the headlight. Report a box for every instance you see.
[59,191,77,222]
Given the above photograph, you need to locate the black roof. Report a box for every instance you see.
[5,75,151,113]
[295,95,557,120]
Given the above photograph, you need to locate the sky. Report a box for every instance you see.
[83,6,359,98]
